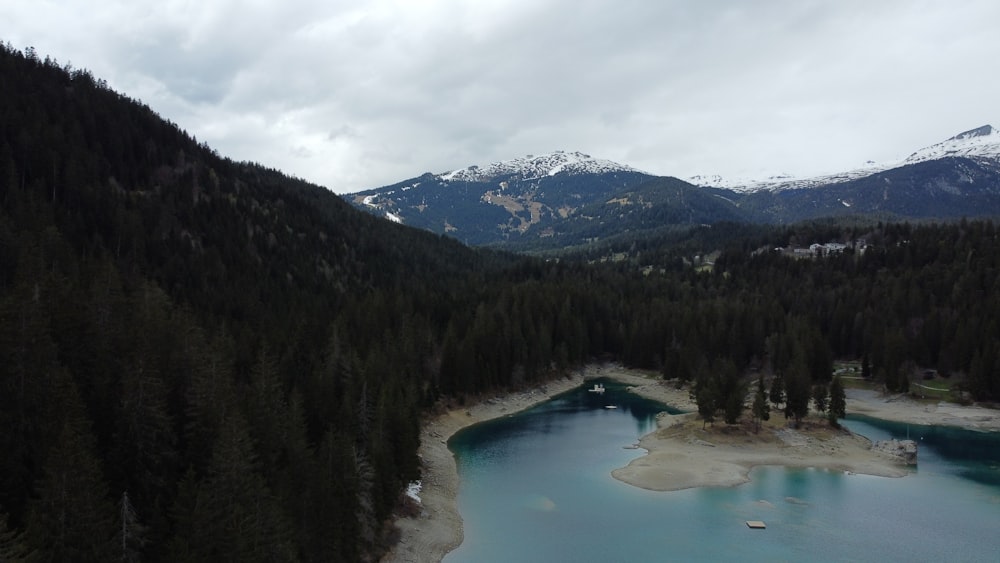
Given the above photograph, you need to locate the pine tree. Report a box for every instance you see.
[180,326,236,473]
[752,375,770,433]
[23,375,115,561]
[828,376,846,427]
[305,429,360,561]
[163,467,200,561]
[883,330,907,392]
[812,383,828,414]
[690,364,717,429]
[114,490,147,562]
[717,358,747,425]
[0,258,69,521]
[194,412,294,561]
[110,324,177,532]
[769,371,785,412]
[784,354,811,426]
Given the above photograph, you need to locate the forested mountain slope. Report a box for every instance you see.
[736,155,1000,223]
[2,43,1000,563]
[0,43,521,562]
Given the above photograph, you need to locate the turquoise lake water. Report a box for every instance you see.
[445,379,1000,562]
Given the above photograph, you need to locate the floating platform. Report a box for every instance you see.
[746,521,766,529]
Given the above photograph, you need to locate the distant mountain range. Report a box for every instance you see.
[346,126,1000,249]
[691,124,1000,192]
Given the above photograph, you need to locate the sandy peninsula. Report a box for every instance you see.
[606,366,1000,491]
[382,364,1000,562]
[609,406,909,492]
[599,366,907,491]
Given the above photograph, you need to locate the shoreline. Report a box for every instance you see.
[382,364,1000,561]
[381,371,586,563]
[843,387,1000,432]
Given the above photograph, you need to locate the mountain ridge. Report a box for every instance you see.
[347,125,1000,250]
[350,151,657,246]
[438,150,646,183]
[691,124,1000,193]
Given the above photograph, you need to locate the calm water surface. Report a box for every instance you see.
[445,379,1000,562]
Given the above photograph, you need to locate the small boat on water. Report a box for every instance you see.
[588,383,606,394]
[605,405,617,409]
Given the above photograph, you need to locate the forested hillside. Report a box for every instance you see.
[0,43,527,561]
[2,43,1000,562]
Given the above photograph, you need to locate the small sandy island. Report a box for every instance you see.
[382,364,1000,562]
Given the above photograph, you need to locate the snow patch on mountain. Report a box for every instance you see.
[903,124,1000,164]
[691,125,1000,193]
[439,150,646,183]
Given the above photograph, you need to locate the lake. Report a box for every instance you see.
[445,379,1000,562]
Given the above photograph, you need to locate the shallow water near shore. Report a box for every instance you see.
[445,379,1000,562]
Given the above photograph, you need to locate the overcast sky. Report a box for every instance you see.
[3,1,998,193]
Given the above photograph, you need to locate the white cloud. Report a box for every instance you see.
[2,0,998,192]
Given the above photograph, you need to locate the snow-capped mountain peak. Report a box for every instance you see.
[903,124,1000,164]
[438,151,645,183]
[691,125,1000,193]
[948,124,996,141]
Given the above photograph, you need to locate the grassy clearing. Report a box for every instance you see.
[833,360,962,402]
[910,380,957,401]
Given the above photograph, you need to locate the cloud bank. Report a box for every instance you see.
[3,0,998,192]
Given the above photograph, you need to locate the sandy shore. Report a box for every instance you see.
[383,364,1000,561]
[381,371,586,563]
[845,388,1000,431]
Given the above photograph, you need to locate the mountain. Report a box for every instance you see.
[347,127,1000,250]
[691,125,1000,193]
[347,151,742,249]
[349,151,657,245]
[728,125,1000,223]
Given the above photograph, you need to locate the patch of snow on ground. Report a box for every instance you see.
[405,480,421,504]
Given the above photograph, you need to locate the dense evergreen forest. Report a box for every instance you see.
[2,43,999,561]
